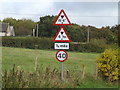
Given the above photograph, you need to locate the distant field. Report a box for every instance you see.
[2,47,99,74]
[1,47,118,88]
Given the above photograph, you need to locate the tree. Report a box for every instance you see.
[15,19,37,36]
[38,15,59,37]
[3,18,17,26]
[37,15,118,44]
[3,18,37,36]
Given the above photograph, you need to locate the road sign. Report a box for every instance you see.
[56,50,68,62]
[54,9,71,25]
[53,9,71,81]
[53,27,71,42]
[54,43,69,50]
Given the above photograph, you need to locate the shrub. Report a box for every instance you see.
[2,37,53,50]
[97,49,119,82]
[70,43,105,53]
[90,39,108,48]
[2,37,106,53]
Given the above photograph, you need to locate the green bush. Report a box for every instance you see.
[70,43,105,53]
[2,37,53,50]
[90,39,109,49]
[2,37,106,53]
[97,49,119,82]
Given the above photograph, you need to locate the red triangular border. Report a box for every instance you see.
[53,9,71,26]
[53,27,72,42]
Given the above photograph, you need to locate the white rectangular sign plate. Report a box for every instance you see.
[54,43,69,50]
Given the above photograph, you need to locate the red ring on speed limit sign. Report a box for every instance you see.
[56,50,68,62]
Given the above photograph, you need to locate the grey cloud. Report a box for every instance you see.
[118,1,120,24]
[51,2,118,27]
[52,2,118,16]
[70,17,118,28]
[1,2,34,13]
[0,1,118,27]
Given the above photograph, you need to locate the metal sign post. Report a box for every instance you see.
[60,62,64,81]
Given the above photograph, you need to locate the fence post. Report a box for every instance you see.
[82,64,85,79]
[95,63,98,80]
[34,56,38,71]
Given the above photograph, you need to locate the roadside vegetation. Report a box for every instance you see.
[2,47,119,88]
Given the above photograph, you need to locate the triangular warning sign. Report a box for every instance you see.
[53,27,71,42]
[54,9,71,25]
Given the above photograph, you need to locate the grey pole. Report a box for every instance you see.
[33,29,35,37]
[60,62,64,81]
[37,24,38,37]
[87,25,90,43]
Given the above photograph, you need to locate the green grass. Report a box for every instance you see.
[2,47,98,74]
[1,47,119,88]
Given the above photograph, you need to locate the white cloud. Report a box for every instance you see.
[0,0,119,2]
[0,0,54,2]
[0,1,54,21]
[51,2,118,27]
[0,1,118,27]
[70,16,118,28]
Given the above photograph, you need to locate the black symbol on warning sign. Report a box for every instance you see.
[58,35,61,38]
[58,19,61,22]
[61,31,64,40]
[61,15,64,18]
[58,15,66,24]
[58,31,66,40]
[61,31,64,34]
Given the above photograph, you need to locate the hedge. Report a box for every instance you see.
[2,37,105,53]
[2,37,53,50]
[70,43,105,53]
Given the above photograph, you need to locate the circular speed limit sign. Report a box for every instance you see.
[56,50,68,62]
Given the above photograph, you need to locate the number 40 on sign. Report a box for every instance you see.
[56,50,68,62]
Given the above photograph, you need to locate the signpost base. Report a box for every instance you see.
[60,62,64,81]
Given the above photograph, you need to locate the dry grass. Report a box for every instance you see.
[2,64,83,88]
[2,64,118,88]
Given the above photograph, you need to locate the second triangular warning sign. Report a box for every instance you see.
[53,27,71,42]
[54,9,71,25]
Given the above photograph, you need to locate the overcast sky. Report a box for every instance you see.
[0,0,119,28]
